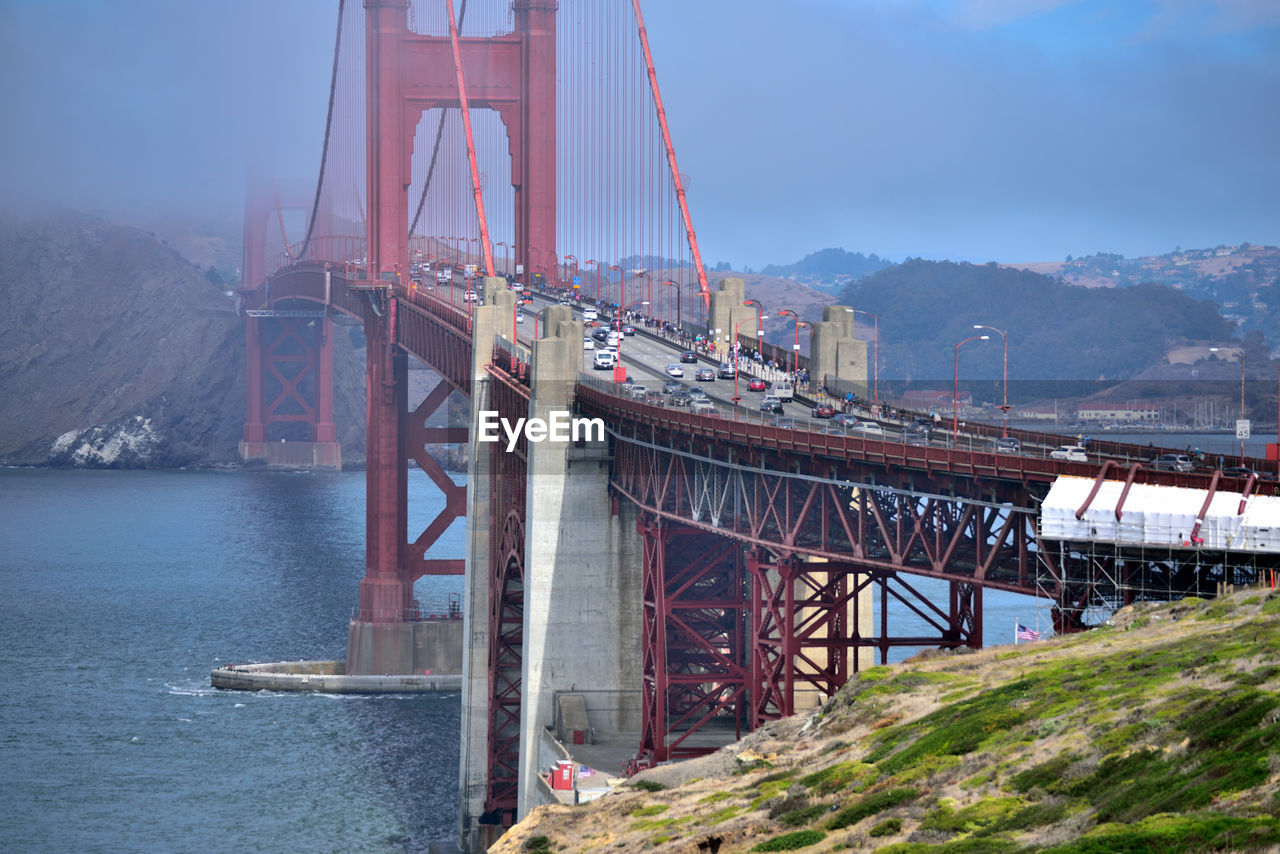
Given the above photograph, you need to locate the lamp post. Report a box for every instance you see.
[531,306,551,339]
[973,324,1008,436]
[564,254,578,293]
[662,280,681,330]
[496,241,509,277]
[609,264,624,309]
[743,299,765,362]
[954,335,990,442]
[586,259,600,305]
[777,309,804,377]
[733,315,767,408]
[529,247,543,289]
[636,271,652,315]
[1211,347,1247,464]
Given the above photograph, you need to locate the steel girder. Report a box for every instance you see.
[483,366,530,824]
[638,519,749,766]
[611,438,1039,596]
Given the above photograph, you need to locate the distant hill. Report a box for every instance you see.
[0,209,369,466]
[491,589,1280,853]
[839,259,1240,382]
[1005,244,1280,351]
[761,248,893,296]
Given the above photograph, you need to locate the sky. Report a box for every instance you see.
[1,0,1277,269]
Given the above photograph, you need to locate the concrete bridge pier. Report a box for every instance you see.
[458,289,644,850]
[810,305,868,395]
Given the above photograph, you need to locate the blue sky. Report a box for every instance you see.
[1,0,1276,268]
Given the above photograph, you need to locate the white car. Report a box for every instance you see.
[582,308,598,322]
[592,350,617,369]
[665,363,684,377]
[1050,445,1088,462]
[850,421,884,436]
[515,311,524,324]
[583,337,595,350]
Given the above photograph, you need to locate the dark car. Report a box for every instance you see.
[670,391,693,407]
[769,417,796,429]
[662,379,686,395]
[1222,465,1258,479]
[747,377,767,392]
[621,324,636,336]
[819,426,848,437]
[695,367,715,382]
[812,403,836,418]
[680,350,699,364]
[591,328,610,342]
[903,423,930,446]
[760,396,784,415]
[831,413,860,429]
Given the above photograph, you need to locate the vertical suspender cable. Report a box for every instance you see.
[296,0,345,260]
[630,0,710,313]
[445,0,494,276]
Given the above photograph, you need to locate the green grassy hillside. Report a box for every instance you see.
[493,587,1280,853]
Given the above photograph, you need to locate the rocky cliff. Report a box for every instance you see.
[0,209,369,466]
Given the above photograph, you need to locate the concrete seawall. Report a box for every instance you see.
[211,660,462,693]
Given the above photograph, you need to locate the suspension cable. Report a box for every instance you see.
[296,0,345,261]
[409,0,469,239]
[445,0,494,277]
[630,0,710,312]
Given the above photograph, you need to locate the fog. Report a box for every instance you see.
[1,0,1276,266]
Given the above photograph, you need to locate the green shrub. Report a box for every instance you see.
[632,779,667,792]
[522,835,551,852]
[826,787,917,830]
[630,804,668,817]
[751,829,827,851]
[869,817,902,837]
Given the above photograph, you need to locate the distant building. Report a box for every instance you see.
[1077,403,1160,422]
[1016,405,1060,421]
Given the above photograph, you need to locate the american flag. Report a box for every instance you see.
[1016,624,1041,642]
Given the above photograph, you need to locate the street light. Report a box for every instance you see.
[636,271,652,313]
[609,264,625,308]
[973,324,1008,436]
[615,300,649,374]
[1211,347,1246,464]
[564,254,578,293]
[496,241,510,276]
[733,315,767,408]
[531,306,551,339]
[777,309,805,378]
[585,259,601,305]
[954,335,990,441]
[662,280,681,330]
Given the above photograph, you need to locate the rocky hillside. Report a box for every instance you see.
[0,209,368,466]
[494,589,1280,853]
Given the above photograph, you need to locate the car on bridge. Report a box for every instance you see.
[583,337,594,350]
[1050,445,1088,462]
[680,350,699,363]
[718,362,736,379]
[688,387,708,401]
[849,421,885,437]
[812,402,836,418]
[592,328,610,342]
[670,390,693,407]
[769,417,796,429]
[760,396,784,415]
[592,350,617,369]
[665,363,684,377]
[582,308,598,322]
[690,399,718,416]
[903,422,930,445]
[663,379,686,394]
[644,391,665,407]
[695,367,715,382]
[1152,453,1194,473]
[747,377,767,392]
[621,324,636,336]
[988,436,1022,454]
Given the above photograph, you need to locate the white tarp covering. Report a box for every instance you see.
[1041,476,1280,553]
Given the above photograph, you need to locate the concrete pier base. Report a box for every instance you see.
[210,660,461,693]
[347,618,464,676]
[238,440,343,469]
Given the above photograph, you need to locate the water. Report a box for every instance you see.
[0,468,465,854]
[0,466,1042,852]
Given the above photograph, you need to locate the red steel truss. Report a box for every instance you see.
[483,364,531,824]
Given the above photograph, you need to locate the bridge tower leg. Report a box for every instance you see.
[238,314,342,469]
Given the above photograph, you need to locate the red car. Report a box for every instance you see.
[747,377,767,392]
[812,403,837,418]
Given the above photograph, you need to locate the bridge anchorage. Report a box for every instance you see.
[229,1,1280,851]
